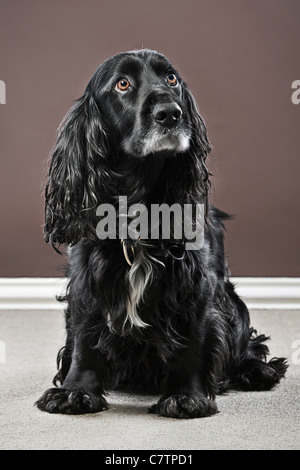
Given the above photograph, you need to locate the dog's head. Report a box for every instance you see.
[93,49,202,157]
[44,49,211,247]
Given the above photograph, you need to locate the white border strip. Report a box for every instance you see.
[0,277,299,310]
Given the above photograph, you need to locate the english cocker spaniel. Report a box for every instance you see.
[36,49,287,418]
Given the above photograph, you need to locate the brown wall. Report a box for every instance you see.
[0,0,299,277]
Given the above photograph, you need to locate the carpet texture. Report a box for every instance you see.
[0,309,299,450]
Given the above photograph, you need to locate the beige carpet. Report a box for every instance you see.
[0,309,299,450]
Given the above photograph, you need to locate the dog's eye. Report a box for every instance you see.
[115,78,131,93]
[166,73,178,87]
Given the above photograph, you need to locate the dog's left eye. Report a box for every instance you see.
[115,78,131,93]
[166,73,178,86]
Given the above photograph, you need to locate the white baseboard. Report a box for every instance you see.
[0,277,299,310]
[231,277,300,309]
[0,278,67,310]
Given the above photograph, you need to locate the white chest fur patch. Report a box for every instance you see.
[124,241,165,329]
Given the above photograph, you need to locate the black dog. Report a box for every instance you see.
[36,49,287,418]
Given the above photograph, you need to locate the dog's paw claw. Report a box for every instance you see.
[35,388,108,415]
[149,394,218,419]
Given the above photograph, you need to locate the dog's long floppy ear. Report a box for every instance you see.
[44,87,110,249]
[183,85,211,159]
[182,84,212,216]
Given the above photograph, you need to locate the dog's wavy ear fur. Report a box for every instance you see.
[183,85,211,158]
[182,84,212,210]
[44,86,109,249]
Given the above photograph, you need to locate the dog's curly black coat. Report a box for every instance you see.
[36,49,287,418]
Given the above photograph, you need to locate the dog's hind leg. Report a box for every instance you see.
[230,330,288,391]
[223,281,288,392]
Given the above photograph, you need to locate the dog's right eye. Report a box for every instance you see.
[115,79,131,93]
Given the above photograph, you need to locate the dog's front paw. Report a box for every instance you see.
[35,388,109,415]
[149,394,218,419]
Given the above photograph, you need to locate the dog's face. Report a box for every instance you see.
[92,49,191,157]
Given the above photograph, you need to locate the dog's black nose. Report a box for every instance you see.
[153,103,182,128]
